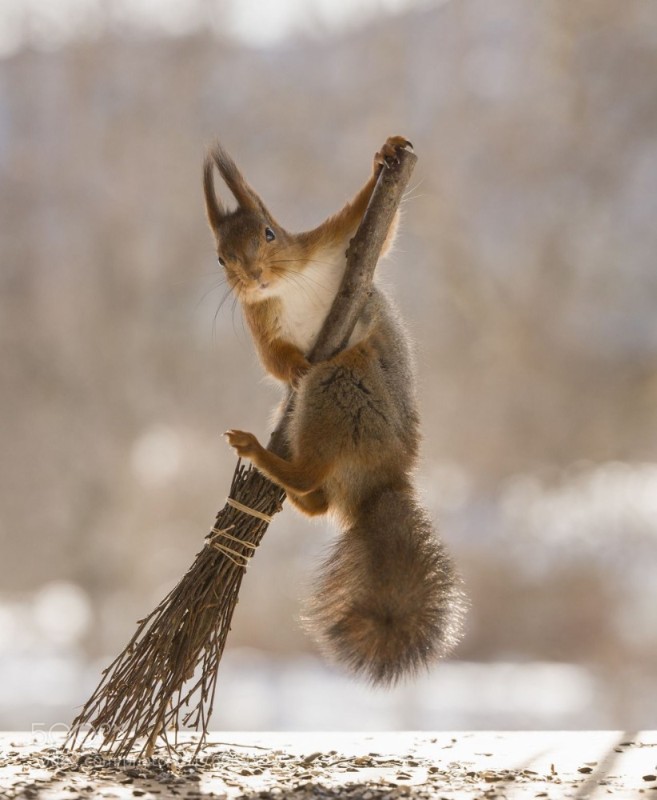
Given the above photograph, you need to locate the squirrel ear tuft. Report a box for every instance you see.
[203,153,226,234]
[210,142,270,217]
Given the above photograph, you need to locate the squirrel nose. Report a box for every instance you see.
[251,267,262,282]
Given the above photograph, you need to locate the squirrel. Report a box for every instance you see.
[203,136,465,685]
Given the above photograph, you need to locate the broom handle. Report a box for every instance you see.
[268,146,417,455]
[63,148,417,758]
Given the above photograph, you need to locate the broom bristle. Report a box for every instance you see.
[64,462,285,758]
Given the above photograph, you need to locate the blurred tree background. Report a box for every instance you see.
[1,0,657,731]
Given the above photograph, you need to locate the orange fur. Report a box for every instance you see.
[243,300,310,385]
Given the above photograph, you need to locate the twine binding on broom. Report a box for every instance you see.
[226,496,273,523]
[208,524,257,568]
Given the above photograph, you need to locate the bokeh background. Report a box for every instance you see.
[2,0,657,733]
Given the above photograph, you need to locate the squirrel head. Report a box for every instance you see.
[203,143,290,303]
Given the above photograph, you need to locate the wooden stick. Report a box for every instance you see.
[64,145,417,758]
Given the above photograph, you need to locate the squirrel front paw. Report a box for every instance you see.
[289,358,311,388]
[224,429,261,458]
[374,136,413,172]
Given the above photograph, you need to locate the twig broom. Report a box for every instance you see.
[64,146,417,758]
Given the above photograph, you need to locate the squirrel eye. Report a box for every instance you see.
[217,256,226,267]
[265,226,276,243]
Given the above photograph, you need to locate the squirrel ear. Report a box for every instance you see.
[210,142,269,217]
[203,154,226,234]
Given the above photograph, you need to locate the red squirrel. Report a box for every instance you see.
[203,137,465,685]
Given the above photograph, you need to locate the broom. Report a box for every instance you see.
[64,144,418,758]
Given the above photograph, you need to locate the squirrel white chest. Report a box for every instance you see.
[274,254,346,354]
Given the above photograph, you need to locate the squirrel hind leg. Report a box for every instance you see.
[287,487,329,516]
[304,488,467,686]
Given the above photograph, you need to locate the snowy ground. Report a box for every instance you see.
[1,731,656,799]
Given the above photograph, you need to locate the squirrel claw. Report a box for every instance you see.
[375,135,414,171]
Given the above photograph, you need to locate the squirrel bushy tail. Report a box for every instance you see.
[305,487,466,686]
